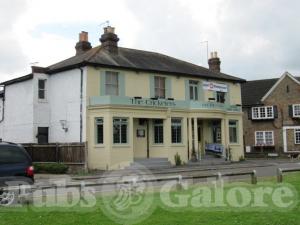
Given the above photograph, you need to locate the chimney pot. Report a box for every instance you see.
[100,26,119,54]
[208,51,221,72]
[75,31,92,55]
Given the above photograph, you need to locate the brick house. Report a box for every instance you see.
[241,72,300,157]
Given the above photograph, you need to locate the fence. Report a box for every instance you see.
[23,143,86,164]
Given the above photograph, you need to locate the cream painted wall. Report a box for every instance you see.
[85,66,244,170]
[86,67,242,105]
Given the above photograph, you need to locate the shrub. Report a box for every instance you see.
[239,155,245,162]
[174,153,182,166]
[33,163,69,174]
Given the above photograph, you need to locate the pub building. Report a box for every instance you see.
[0,27,245,170]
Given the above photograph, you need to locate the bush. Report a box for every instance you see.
[33,163,69,174]
[174,153,182,166]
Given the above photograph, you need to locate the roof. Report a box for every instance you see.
[0,74,33,86]
[48,46,245,82]
[241,75,300,106]
[1,45,245,86]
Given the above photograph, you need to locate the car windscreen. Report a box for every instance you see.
[0,146,29,164]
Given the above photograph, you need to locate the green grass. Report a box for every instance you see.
[1,173,300,225]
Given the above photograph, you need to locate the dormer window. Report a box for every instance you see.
[291,104,300,118]
[252,106,274,119]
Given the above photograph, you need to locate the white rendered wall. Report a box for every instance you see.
[0,79,35,143]
[47,68,87,143]
[0,67,87,144]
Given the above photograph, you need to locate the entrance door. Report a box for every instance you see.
[133,119,149,158]
[197,122,203,158]
[37,127,49,144]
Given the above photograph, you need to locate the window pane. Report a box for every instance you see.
[154,119,163,144]
[229,120,238,143]
[105,72,119,95]
[260,107,266,118]
[171,118,182,143]
[154,77,166,98]
[39,90,45,99]
[194,87,198,100]
[95,118,103,144]
[113,124,120,143]
[265,132,273,145]
[295,129,300,144]
[121,124,127,143]
[38,79,45,89]
[113,118,128,144]
[189,86,194,100]
[294,105,300,116]
[256,132,264,145]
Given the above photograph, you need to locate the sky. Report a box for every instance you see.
[1,0,300,82]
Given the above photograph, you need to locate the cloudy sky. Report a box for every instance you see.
[1,0,300,82]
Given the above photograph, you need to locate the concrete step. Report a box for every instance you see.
[134,158,169,163]
[126,158,172,170]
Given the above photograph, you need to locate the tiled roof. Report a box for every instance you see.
[241,77,300,106]
[47,46,245,82]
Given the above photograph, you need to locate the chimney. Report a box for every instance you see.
[100,26,119,54]
[75,31,92,55]
[208,51,221,72]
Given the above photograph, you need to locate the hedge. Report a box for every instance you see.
[33,163,69,174]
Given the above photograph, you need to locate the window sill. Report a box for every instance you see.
[38,99,48,103]
[229,143,240,146]
[151,144,165,147]
[112,145,130,148]
[171,144,185,147]
[94,144,105,148]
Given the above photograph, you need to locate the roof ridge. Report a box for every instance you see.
[119,47,241,80]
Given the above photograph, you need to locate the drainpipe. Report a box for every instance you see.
[78,68,83,143]
[0,85,5,123]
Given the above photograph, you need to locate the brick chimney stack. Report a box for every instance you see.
[75,31,92,55]
[208,51,221,73]
[100,26,119,54]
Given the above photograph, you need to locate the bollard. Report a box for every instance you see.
[176,175,183,190]
[277,168,283,183]
[216,172,222,181]
[80,182,85,200]
[251,170,257,185]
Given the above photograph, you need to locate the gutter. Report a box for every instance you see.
[78,67,83,143]
[0,85,5,123]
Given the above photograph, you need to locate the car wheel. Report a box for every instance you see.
[0,189,15,206]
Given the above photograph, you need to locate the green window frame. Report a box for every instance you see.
[171,118,182,144]
[229,120,238,144]
[113,118,128,144]
[95,118,104,144]
[153,119,164,144]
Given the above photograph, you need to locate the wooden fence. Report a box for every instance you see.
[23,143,86,164]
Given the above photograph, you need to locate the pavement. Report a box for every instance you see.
[34,159,300,187]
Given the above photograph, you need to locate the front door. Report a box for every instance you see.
[133,119,149,158]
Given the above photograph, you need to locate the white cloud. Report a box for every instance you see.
[1,0,300,82]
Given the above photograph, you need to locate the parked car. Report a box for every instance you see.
[0,142,34,206]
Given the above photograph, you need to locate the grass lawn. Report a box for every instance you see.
[1,173,300,225]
